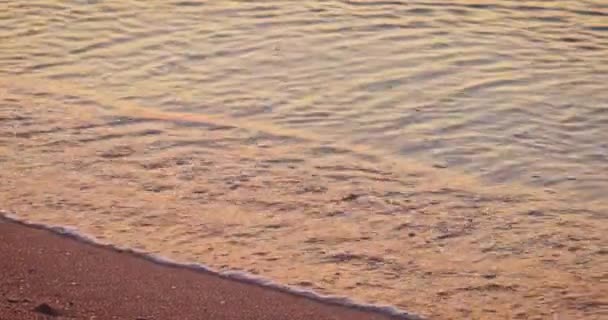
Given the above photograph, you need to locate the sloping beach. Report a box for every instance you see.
[0,219,407,320]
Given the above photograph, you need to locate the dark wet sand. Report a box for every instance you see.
[0,219,410,320]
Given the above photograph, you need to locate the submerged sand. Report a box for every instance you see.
[1,84,607,319]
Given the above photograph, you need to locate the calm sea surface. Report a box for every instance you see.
[1,1,607,319]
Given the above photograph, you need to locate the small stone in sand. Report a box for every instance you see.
[32,303,62,317]
[6,297,20,303]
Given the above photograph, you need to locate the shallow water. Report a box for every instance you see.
[1,1,607,319]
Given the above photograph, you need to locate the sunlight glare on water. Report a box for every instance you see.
[1,1,607,319]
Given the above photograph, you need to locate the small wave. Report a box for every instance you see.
[0,211,422,320]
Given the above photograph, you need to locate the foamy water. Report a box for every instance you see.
[1,1,607,319]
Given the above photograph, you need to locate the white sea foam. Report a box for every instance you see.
[0,211,424,320]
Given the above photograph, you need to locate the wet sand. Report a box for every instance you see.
[0,218,412,320]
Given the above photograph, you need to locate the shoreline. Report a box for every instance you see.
[0,216,420,320]
[2,88,606,319]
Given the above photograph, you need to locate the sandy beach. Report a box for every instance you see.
[0,218,411,320]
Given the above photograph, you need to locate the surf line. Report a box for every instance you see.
[0,210,424,320]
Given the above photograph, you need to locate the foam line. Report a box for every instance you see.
[0,211,424,320]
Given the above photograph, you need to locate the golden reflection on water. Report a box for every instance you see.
[1,1,608,319]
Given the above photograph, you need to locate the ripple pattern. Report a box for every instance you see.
[2,79,608,320]
[1,0,608,199]
[1,1,608,319]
